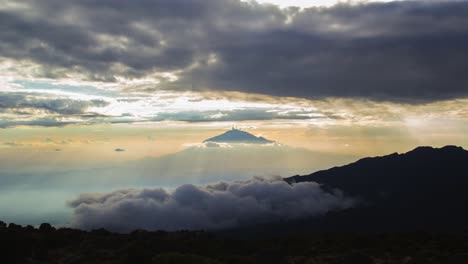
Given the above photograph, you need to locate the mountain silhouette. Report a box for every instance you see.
[285,145,468,232]
[203,128,274,144]
[286,145,468,202]
[223,145,468,236]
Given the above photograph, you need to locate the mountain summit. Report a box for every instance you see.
[204,128,274,144]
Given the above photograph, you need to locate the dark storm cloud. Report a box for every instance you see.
[68,177,354,232]
[2,0,468,101]
[0,92,109,115]
[0,118,76,128]
[150,108,324,122]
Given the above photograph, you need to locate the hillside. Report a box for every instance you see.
[280,145,468,232]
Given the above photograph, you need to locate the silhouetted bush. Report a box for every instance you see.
[39,222,56,232]
[91,228,112,236]
[8,223,22,230]
[1,223,468,264]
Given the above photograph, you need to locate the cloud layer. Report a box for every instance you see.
[0,92,108,115]
[1,0,468,102]
[68,177,354,232]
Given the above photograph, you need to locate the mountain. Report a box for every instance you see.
[203,128,274,144]
[283,145,468,232]
[286,145,468,201]
[223,145,468,236]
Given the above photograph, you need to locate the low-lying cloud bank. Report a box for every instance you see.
[68,177,355,232]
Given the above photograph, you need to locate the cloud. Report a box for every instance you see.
[0,91,112,128]
[1,0,468,102]
[0,117,76,129]
[151,108,326,122]
[0,92,109,115]
[68,177,354,232]
[0,141,30,147]
[204,142,223,148]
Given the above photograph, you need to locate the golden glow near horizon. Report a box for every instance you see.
[1,84,466,168]
[1,108,466,170]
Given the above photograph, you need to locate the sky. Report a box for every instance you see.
[0,0,467,229]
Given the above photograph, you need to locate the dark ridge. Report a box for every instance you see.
[280,145,468,233]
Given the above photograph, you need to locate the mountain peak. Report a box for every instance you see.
[286,144,468,195]
[405,145,466,156]
[203,128,274,144]
[284,145,468,232]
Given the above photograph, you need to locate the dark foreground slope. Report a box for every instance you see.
[2,223,468,264]
[281,145,468,233]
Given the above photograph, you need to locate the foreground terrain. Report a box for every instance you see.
[1,223,468,264]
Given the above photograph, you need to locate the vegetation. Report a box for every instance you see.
[2,221,468,264]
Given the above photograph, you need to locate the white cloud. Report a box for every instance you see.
[68,177,355,232]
